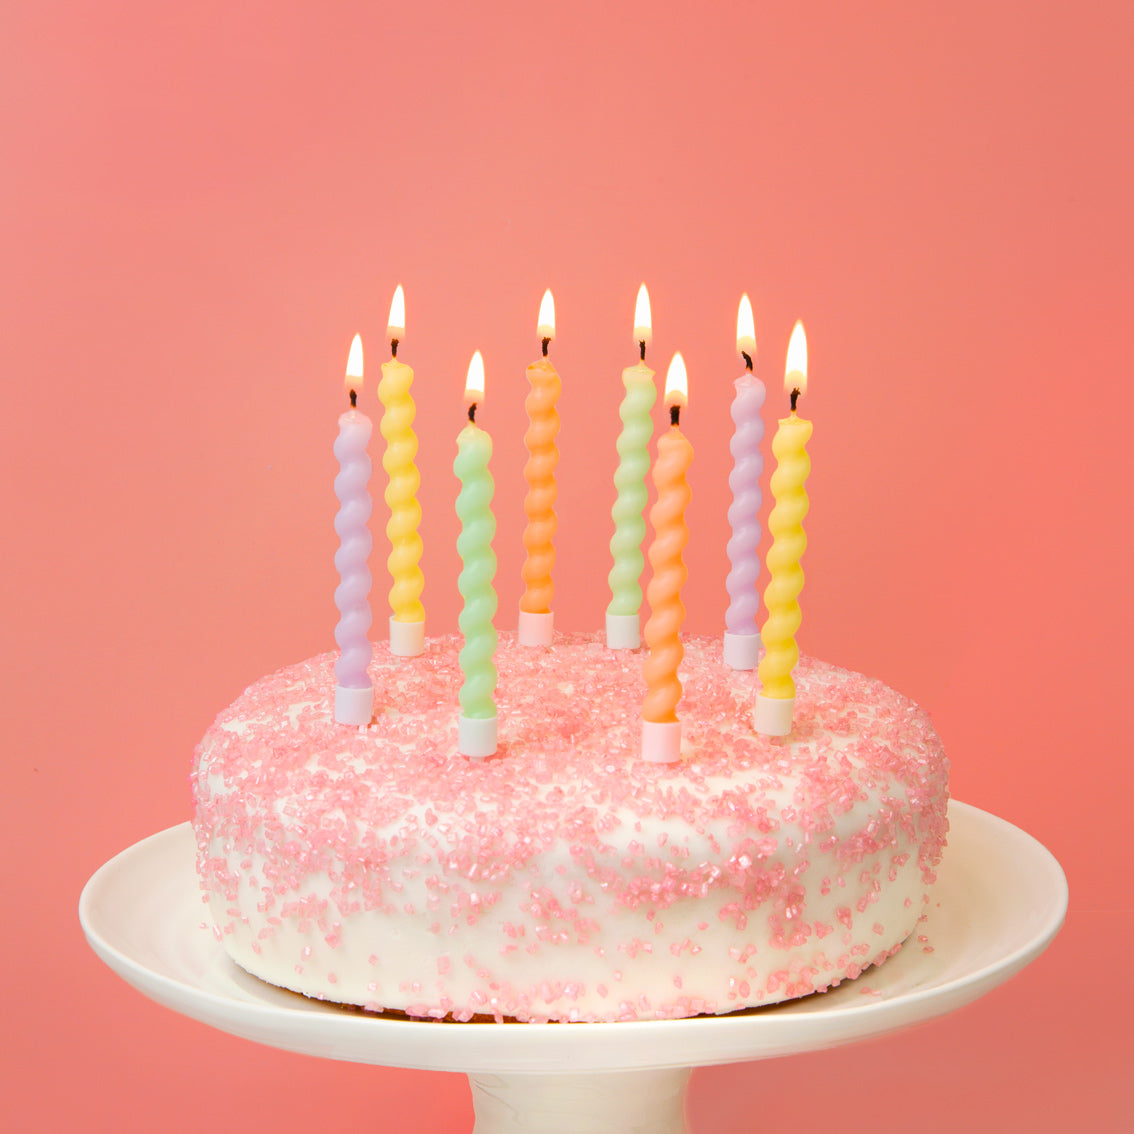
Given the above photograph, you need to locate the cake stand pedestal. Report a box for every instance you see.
[468,1069,691,1133]
[80,801,1066,1134]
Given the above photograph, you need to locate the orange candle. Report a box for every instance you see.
[641,353,693,763]
[519,288,561,646]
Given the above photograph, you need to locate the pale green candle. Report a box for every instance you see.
[606,284,656,648]
[455,351,498,758]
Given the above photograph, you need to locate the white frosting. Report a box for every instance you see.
[193,634,948,1022]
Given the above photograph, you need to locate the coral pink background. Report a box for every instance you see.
[3,1,1130,1129]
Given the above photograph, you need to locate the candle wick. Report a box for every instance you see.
[670,404,680,427]
[390,338,399,359]
[468,402,477,423]
[790,387,800,412]
[741,351,753,371]
[541,337,551,358]
[639,340,646,362]
[349,388,357,408]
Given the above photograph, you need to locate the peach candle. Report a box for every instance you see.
[519,289,561,647]
[641,353,693,764]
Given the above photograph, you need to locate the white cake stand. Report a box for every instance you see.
[80,801,1066,1133]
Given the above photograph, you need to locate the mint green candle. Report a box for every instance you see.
[606,358,656,646]
[455,352,498,757]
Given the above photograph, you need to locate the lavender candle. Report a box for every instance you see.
[333,334,375,724]
[723,295,766,670]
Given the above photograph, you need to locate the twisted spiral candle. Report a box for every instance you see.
[456,352,498,758]
[606,359,656,644]
[379,358,425,641]
[642,353,692,763]
[378,286,425,657]
[755,321,812,737]
[333,335,375,726]
[607,283,656,649]
[520,362,560,609]
[519,290,561,647]
[724,298,766,670]
[725,387,765,631]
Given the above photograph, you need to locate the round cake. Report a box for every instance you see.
[192,633,948,1023]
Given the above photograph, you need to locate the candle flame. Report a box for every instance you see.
[633,283,652,345]
[736,294,756,358]
[387,284,406,340]
[784,320,807,396]
[664,352,688,408]
[345,333,364,391]
[537,289,556,339]
[465,350,486,403]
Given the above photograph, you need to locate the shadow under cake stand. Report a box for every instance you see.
[80,800,1066,1133]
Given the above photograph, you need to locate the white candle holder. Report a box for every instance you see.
[605,613,641,650]
[459,714,498,759]
[754,694,794,737]
[389,617,425,658]
[518,609,554,647]
[723,631,760,670]
[641,719,682,763]
[334,685,374,726]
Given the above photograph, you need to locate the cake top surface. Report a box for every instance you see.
[194,633,948,884]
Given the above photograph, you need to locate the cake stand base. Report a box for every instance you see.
[469,1068,691,1133]
[80,802,1066,1134]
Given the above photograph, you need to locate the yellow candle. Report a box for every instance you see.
[755,321,812,737]
[519,288,561,647]
[378,284,425,657]
[641,353,692,764]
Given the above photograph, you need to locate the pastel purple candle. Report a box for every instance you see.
[333,334,375,724]
[723,296,766,671]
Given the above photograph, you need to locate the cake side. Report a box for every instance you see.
[192,633,948,1022]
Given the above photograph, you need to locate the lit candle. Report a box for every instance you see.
[641,353,693,763]
[755,322,812,737]
[606,284,656,649]
[333,334,375,725]
[455,350,498,758]
[723,294,766,670]
[519,289,561,647]
[378,284,425,657]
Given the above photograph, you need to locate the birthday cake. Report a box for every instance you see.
[192,632,948,1023]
